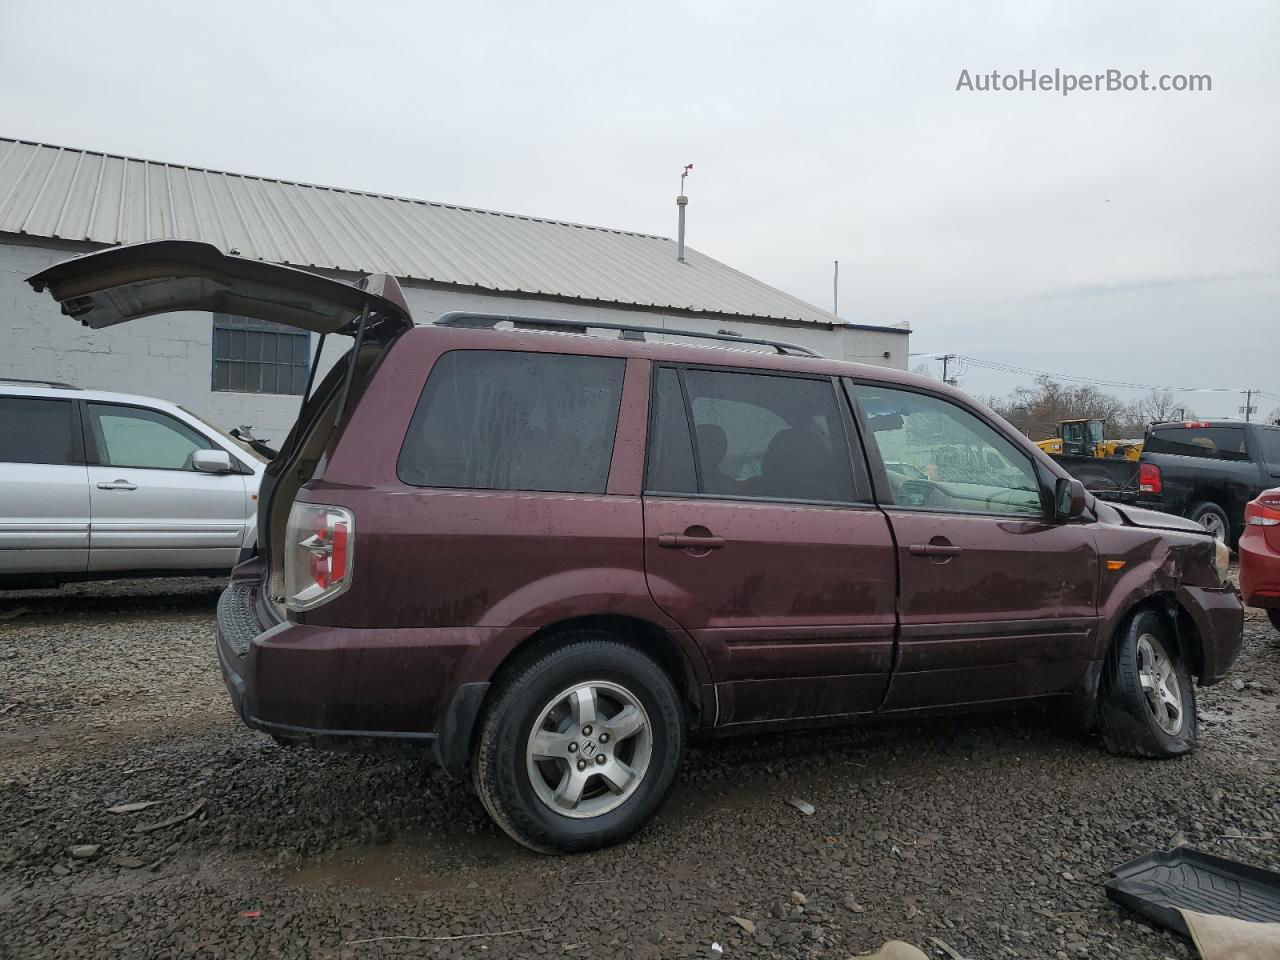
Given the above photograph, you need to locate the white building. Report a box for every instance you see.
[0,138,909,440]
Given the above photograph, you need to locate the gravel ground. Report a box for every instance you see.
[1,578,1278,960]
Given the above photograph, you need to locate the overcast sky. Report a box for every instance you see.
[2,0,1277,417]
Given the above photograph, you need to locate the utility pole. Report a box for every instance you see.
[941,354,958,386]
[1243,388,1256,422]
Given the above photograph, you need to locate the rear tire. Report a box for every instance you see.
[1188,501,1231,543]
[472,632,685,854]
[1099,608,1197,758]
[1268,609,1280,634]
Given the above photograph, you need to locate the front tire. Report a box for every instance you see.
[472,633,685,854]
[1268,609,1280,634]
[1099,608,1197,758]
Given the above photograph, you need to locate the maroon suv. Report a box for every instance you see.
[30,241,1244,853]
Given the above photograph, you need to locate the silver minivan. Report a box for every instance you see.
[0,380,264,587]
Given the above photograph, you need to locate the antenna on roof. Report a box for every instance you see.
[676,163,692,263]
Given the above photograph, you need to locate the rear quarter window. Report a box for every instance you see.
[1145,426,1250,461]
[397,350,626,494]
[1255,427,1280,468]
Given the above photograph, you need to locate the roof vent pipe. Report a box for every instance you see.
[676,195,688,262]
[676,163,692,263]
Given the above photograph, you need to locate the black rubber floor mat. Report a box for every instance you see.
[1106,848,1280,936]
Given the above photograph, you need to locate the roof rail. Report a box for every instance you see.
[0,377,81,390]
[433,312,823,358]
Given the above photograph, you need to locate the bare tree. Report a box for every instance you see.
[1131,389,1195,427]
[988,376,1135,441]
[986,379,1205,441]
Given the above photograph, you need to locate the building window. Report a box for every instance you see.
[212,315,311,395]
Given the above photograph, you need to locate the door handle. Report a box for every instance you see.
[908,541,961,558]
[658,533,726,550]
[97,480,137,491]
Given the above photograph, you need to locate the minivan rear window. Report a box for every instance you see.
[398,350,625,494]
[1145,425,1250,461]
[0,396,75,465]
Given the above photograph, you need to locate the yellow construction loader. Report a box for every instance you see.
[1035,419,1143,461]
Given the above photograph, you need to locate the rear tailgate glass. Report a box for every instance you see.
[1145,426,1250,461]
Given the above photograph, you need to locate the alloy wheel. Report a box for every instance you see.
[1135,633,1182,735]
[525,681,653,819]
[1198,512,1226,541]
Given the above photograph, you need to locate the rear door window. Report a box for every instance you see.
[1254,427,1280,468]
[86,403,212,470]
[398,350,625,494]
[1145,425,1250,461]
[0,396,76,464]
[645,366,861,503]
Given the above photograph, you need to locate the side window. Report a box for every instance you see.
[852,384,1043,518]
[398,350,625,494]
[1256,428,1280,468]
[1145,425,1250,461]
[645,367,698,493]
[646,367,860,503]
[87,403,210,470]
[0,396,75,465]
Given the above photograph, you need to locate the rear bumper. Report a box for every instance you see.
[215,576,489,778]
[1175,583,1244,685]
[1239,529,1280,610]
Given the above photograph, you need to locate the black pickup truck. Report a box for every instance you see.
[1135,420,1280,543]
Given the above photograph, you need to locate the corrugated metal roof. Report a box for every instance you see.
[0,137,889,328]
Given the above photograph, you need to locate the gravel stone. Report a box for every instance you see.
[2,576,1278,960]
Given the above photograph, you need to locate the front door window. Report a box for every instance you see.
[86,403,211,471]
[852,385,1043,518]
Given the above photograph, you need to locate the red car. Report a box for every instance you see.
[1240,487,1280,633]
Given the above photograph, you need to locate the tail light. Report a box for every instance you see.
[284,502,354,611]
[1247,492,1280,552]
[1138,462,1162,495]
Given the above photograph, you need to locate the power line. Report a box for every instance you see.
[914,352,1264,396]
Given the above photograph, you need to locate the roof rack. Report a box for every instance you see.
[0,377,81,390]
[434,312,823,358]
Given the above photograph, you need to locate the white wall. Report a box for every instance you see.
[1,237,909,443]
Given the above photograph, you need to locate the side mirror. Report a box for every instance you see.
[192,449,235,474]
[868,412,904,432]
[1054,477,1087,521]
